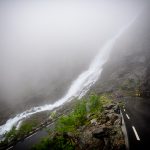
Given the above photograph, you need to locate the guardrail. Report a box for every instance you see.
[120,109,129,150]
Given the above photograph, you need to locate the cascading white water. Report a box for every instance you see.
[0,16,137,137]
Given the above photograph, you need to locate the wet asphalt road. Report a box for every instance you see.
[12,130,48,150]
[6,97,150,150]
[122,97,150,150]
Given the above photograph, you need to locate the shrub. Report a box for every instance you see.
[2,120,37,145]
[32,137,51,150]
[17,121,36,136]
[32,94,111,150]
[88,94,102,112]
[4,126,18,142]
[55,99,87,132]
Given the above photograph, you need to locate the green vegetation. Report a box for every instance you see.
[55,99,87,133]
[55,94,105,133]
[32,135,75,150]
[4,126,18,142]
[32,94,112,150]
[0,94,113,150]
[0,120,38,146]
[17,121,36,136]
[49,110,57,120]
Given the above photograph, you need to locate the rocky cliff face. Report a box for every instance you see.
[92,9,150,96]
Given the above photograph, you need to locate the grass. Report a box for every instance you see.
[55,94,105,133]
[17,121,36,136]
[55,99,86,133]
[32,94,112,150]
[0,120,38,146]
[0,94,112,149]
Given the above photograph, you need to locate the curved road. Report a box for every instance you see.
[4,108,72,150]
[5,122,55,150]
[122,97,150,150]
[5,97,150,150]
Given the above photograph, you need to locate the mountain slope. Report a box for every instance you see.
[92,9,150,95]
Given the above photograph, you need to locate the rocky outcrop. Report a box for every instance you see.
[78,103,124,150]
[91,10,150,96]
[47,103,125,150]
[28,92,127,150]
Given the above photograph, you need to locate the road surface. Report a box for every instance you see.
[5,122,55,150]
[5,97,150,150]
[122,97,150,150]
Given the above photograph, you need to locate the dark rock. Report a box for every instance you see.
[107,113,113,119]
[109,109,115,113]
[114,105,120,114]
[105,121,112,126]
[78,125,86,131]
[104,110,110,114]
[86,113,94,120]
[92,128,107,139]
[103,138,111,150]
[107,113,119,124]
[104,109,114,114]
[114,118,122,126]
[104,104,115,110]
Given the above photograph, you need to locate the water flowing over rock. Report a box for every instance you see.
[0,15,138,137]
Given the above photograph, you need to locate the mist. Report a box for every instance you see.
[0,0,144,112]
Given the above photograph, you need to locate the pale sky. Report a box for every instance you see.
[0,0,145,105]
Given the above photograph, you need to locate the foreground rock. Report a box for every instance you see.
[77,104,125,150]
[37,103,125,150]
[30,94,126,150]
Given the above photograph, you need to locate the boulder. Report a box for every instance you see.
[90,118,97,125]
[114,118,122,126]
[86,113,94,120]
[105,121,112,126]
[92,127,107,139]
[104,110,110,114]
[104,104,115,110]
[114,105,120,114]
[107,113,119,124]
[109,109,115,113]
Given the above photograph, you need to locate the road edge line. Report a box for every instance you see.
[120,110,129,150]
[132,126,140,141]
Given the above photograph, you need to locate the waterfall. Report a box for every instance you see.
[0,16,137,137]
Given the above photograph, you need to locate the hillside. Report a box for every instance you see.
[92,10,150,96]
[1,6,150,150]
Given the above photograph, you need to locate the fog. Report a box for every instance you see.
[0,0,145,110]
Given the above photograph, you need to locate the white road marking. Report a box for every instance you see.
[124,109,125,112]
[26,132,37,140]
[132,126,140,141]
[126,114,130,119]
[6,146,13,150]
